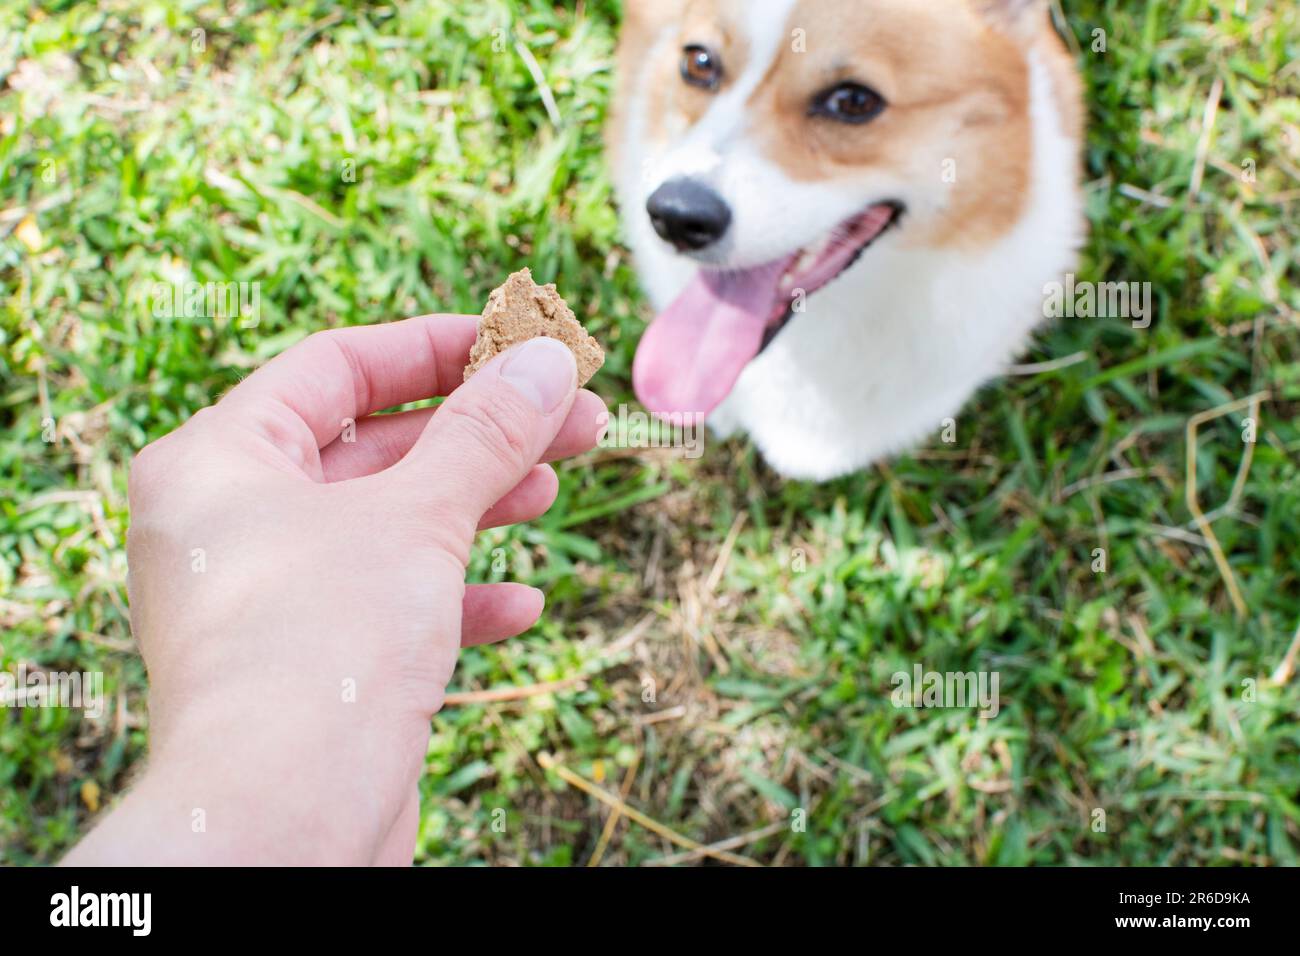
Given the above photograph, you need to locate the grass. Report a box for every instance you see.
[2,0,1298,866]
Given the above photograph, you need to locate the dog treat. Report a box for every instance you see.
[463,268,605,386]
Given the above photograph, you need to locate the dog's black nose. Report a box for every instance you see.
[646,179,731,251]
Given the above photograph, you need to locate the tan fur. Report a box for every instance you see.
[605,0,686,170]
[609,0,1082,250]
[672,0,753,125]
[1037,18,1085,154]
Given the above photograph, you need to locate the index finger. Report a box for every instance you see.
[219,313,479,451]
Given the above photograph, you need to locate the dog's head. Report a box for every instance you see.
[614,0,1076,421]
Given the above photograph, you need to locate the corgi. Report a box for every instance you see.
[608,0,1085,480]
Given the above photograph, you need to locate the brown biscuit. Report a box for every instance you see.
[462,268,605,386]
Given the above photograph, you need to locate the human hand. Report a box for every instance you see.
[64,314,607,865]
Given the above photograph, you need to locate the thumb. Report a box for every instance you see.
[401,336,578,523]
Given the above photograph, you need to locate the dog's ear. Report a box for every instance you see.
[972,0,1051,39]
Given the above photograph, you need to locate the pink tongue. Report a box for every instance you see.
[633,261,787,422]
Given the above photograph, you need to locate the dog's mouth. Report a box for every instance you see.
[633,201,903,423]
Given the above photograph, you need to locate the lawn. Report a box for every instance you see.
[1,0,1298,866]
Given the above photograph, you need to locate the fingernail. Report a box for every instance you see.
[499,337,577,413]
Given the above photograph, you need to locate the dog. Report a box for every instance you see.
[608,0,1084,480]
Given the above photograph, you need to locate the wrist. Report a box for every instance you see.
[165,696,427,859]
[70,696,429,865]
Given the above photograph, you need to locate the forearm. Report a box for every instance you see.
[63,705,426,866]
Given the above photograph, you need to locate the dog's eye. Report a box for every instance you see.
[681,44,722,90]
[811,82,886,124]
